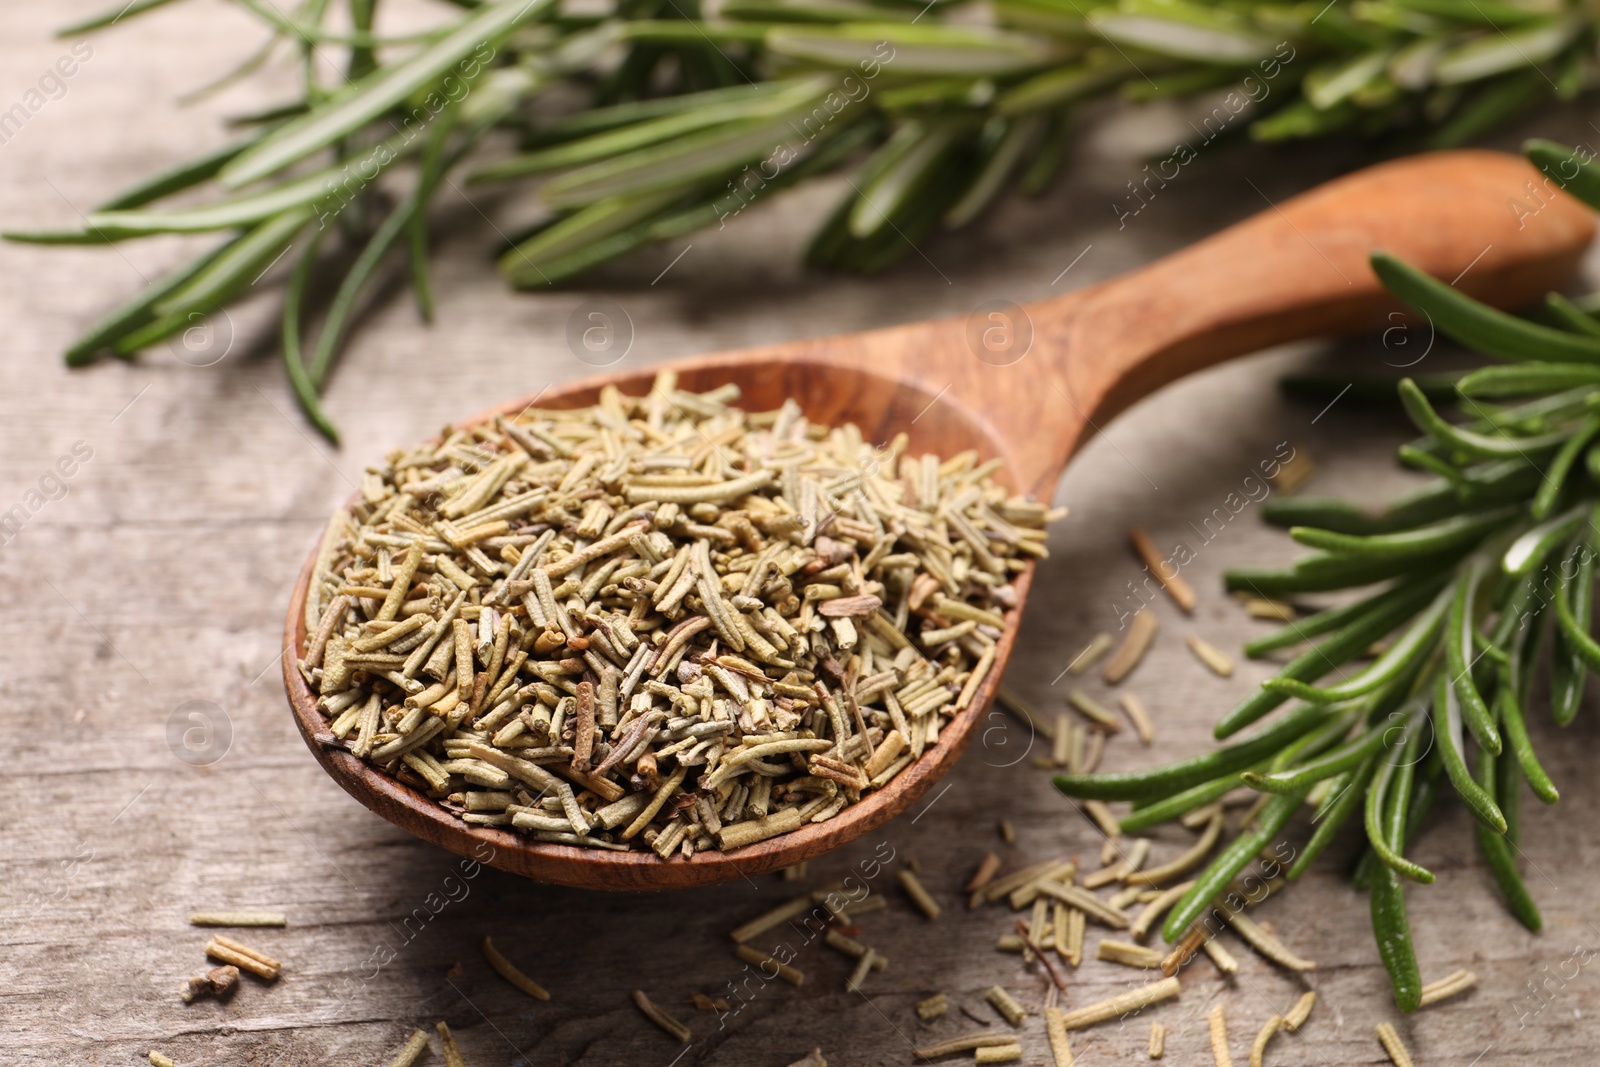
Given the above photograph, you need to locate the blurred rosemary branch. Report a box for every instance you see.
[11,0,1600,438]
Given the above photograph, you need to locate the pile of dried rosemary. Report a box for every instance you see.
[300,374,1051,857]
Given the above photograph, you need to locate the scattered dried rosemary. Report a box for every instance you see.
[302,374,1050,857]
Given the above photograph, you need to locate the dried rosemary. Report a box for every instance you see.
[302,375,1046,857]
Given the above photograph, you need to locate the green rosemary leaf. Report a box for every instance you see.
[1427,68,1550,149]
[1261,459,1541,534]
[348,0,379,81]
[1370,865,1423,1011]
[1399,379,1575,459]
[1053,703,1336,802]
[1465,385,1599,434]
[1499,741,1523,846]
[1120,64,1242,102]
[1088,1,1278,64]
[281,228,340,444]
[1544,293,1600,338]
[1457,362,1600,399]
[115,208,314,355]
[1445,559,1501,754]
[993,0,1091,38]
[1473,745,1542,931]
[1269,2,1384,50]
[1503,505,1585,576]
[1160,789,1308,943]
[617,19,773,45]
[527,81,799,142]
[1432,670,1507,833]
[850,119,973,238]
[57,0,182,36]
[1385,35,1446,89]
[1524,137,1600,208]
[62,238,239,366]
[1217,576,1450,737]
[1375,255,1600,365]
[1364,719,1435,884]
[1388,0,1554,28]
[722,0,916,23]
[1396,442,1470,484]
[995,54,1132,114]
[1258,496,1398,535]
[1288,506,1521,559]
[1244,583,1391,657]
[1532,415,1600,519]
[942,115,1044,228]
[1433,17,1584,85]
[1496,670,1560,804]
[540,97,834,208]
[832,171,966,272]
[221,0,552,188]
[1288,755,1378,878]
[1017,110,1071,195]
[94,132,266,212]
[1351,1,1442,36]
[1354,751,1443,890]
[1,229,118,246]
[1304,48,1394,110]
[1118,769,1263,832]
[309,189,429,389]
[1552,519,1600,673]
[1250,97,1361,141]
[1225,544,1469,595]
[1264,582,1453,705]
[234,0,423,48]
[1268,703,1366,771]
[88,130,413,234]
[407,105,463,324]
[509,217,665,286]
[1242,715,1397,795]
[502,190,704,286]
[767,23,1056,75]
[476,79,824,180]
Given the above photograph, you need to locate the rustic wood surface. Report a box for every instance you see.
[4,4,1600,1065]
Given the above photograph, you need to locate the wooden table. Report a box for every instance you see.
[4,5,1598,1064]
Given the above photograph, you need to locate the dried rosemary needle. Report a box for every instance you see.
[634,989,692,1043]
[482,935,550,1000]
[385,1030,432,1067]
[1208,1002,1234,1067]
[1375,1022,1415,1067]
[188,911,286,928]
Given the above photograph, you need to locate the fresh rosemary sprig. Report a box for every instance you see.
[10,0,1600,438]
[1056,138,1600,1011]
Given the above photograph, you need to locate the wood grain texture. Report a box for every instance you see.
[283,151,1592,891]
[5,2,1600,1064]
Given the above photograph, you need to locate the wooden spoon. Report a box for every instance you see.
[283,149,1593,891]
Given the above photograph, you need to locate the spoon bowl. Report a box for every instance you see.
[284,150,1595,890]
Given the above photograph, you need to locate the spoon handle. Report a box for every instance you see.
[1014,149,1593,488]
